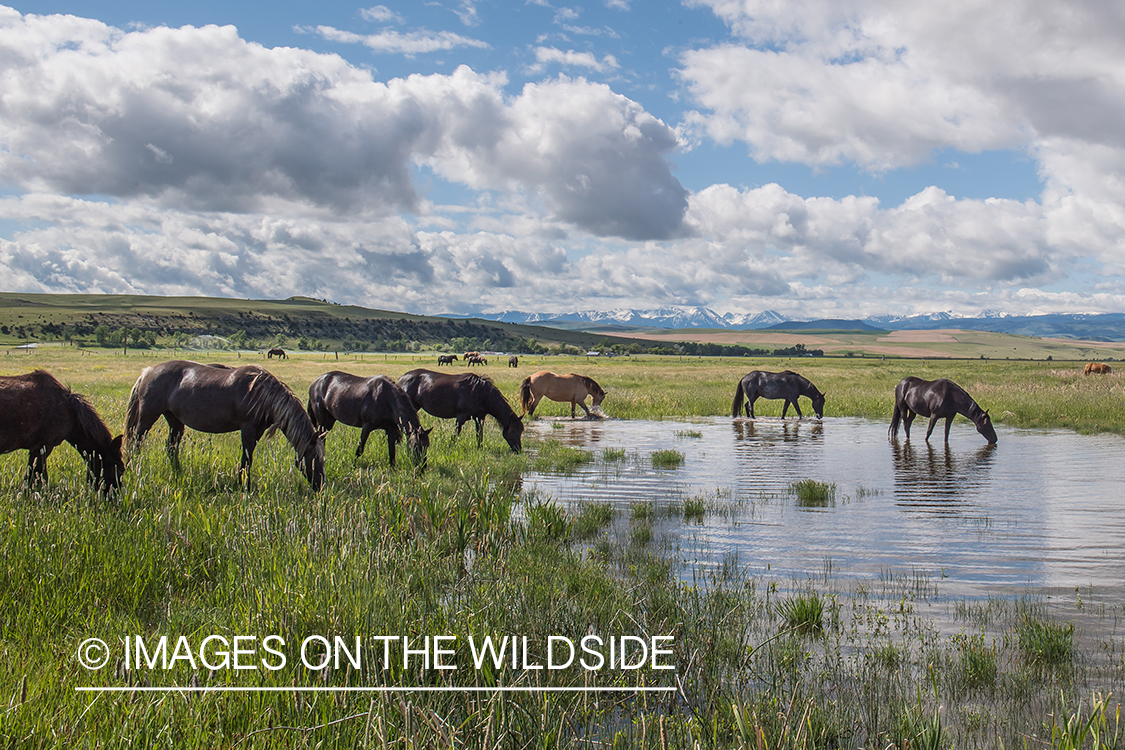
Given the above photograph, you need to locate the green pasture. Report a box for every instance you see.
[0,349,1123,748]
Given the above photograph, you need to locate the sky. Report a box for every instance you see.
[1,0,1124,319]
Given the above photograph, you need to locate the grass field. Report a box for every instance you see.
[1,348,1123,748]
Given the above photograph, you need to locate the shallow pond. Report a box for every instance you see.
[523,416,1125,608]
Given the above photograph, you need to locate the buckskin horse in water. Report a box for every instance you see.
[0,370,124,491]
[126,361,324,489]
[307,371,430,468]
[519,371,606,419]
[397,369,523,453]
[889,377,997,444]
[731,370,825,419]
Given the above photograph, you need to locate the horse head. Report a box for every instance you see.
[502,415,524,454]
[590,384,607,409]
[87,434,126,493]
[975,409,998,445]
[298,440,325,490]
[408,426,432,468]
[811,390,826,419]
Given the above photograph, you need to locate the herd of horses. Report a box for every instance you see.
[0,358,1114,492]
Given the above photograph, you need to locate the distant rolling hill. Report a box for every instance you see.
[763,319,887,332]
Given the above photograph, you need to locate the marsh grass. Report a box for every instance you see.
[601,446,627,462]
[778,592,826,635]
[790,479,837,507]
[650,449,685,468]
[530,439,593,473]
[1,349,1124,748]
[675,429,703,438]
[572,501,614,539]
[682,496,706,522]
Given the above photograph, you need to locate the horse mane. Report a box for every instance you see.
[28,370,113,451]
[244,367,321,458]
[572,374,604,395]
[378,376,422,434]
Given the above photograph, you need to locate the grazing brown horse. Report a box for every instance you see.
[889,377,997,444]
[125,361,324,489]
[307,371,430,468]
[731,371,825,419]
[0,370,124,491]
[519,371,607,418]
[397,369,523,453]
[1085,362,1113,375]
[437,354,458,366]
[508,355,518,368]
[267,348,288,360]
[465,353,487,366]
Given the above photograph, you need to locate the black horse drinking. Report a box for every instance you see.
[307,371,430,468]
[889,377,997,444]
[731,370,826,419]
[397,369,523,453]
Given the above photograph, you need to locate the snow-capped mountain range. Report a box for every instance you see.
[441,306,1125,340]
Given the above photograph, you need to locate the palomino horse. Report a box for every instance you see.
[437,354,458,366]
[1085,362,1113,375]
[508,355,518,368]
[0,370,124,491]
[519,371,606,418]
[307,371,430,468]
[731,371,825,419]
[267,348,288,360]
[126,361,324,489]
[397,369,523,453]
[889,377,997,444]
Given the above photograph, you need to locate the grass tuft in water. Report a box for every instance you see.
[651,449,685,468]
[777,592,825,635]
[1017,616,1074,666]
[790,479,837,507]
[682,497,706,522]
[572,502,614,539]
[531,439,593,473]
[601,446,627,462]
[675,429,703,438]
[525,498,571,542]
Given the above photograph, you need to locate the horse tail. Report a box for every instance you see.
[518,377,533,416]
[731,379,745,418]
[125,371,146,450]
[889,403,902,438]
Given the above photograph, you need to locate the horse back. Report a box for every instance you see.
[0,371,73,452]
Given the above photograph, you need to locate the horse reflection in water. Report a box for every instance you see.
[890,440,996,507]
[732,417,823,443]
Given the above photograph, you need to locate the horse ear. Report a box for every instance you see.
[112,434,124,451]
[424,427,433,436]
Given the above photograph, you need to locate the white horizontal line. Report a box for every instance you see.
[77,686,676,693]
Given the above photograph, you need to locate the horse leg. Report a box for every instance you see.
[475,417,484,447]
[165,414,185,471]
[748,397,756,419]
[792,401,803,418]
[527,396,539,418]
[571,400,577,418]
[577,399,591,418]
[903,411,916,438]
[240,425,260,490]
[944,417,953,442]
[386,428,398,468]
[924,416,940,442]
[356,426,372,459]
[781,400,790,418]
[454,417,467,439]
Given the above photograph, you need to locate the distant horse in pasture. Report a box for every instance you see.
[307,371,430,468]
[1085,362,1113,375]
[466,353,488,366]
[437,354,458,366]
[889,377,997,444]
[509,355,519,368]
[126,361,324,489]
[519,371,606,418]
[267,348,288,360]
[731,371,825,419]
[0,370,124,491]
[398,369,523,453]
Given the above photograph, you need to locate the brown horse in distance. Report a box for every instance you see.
[0,370,124,491]
[509,355,518,368]
[1085,362,1113,375]
[267,348,288,360]
[519,371,607,418]
[126,361,324,489]
[437,354,458,366]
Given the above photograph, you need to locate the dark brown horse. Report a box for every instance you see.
[731,371,825,419]
[0,370,124,491]
[307,371,431,468]
[267,348,288,360]
[889,377,997,444]
[519,371,606,418]
[437,354,458,366]
[397,369,523,453]
[465,353,487,366]
[508,355,518,368]
[125,361,324,489]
